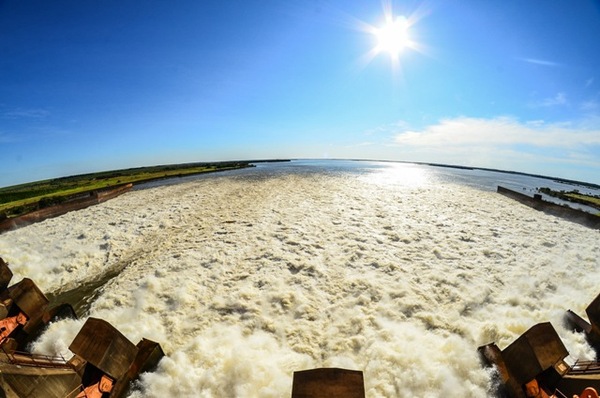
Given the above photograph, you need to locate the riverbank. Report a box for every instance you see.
[538,187,600,211]
[0,183,134,234]
[0,161,254,218]
[0,161,258,233]
[497,186,600,229]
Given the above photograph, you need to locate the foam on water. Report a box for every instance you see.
[1,163,599,397]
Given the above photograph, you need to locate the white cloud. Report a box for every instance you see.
[389,116,600,177]
[395,117,600,148]
[394,116,599,149]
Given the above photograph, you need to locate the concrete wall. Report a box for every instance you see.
[497,186,600,230]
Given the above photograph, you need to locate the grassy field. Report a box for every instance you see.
[566,193,600,207]
[0,161,252,217]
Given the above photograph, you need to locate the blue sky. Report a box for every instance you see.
[1,0,600,187]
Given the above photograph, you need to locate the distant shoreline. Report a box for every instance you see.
[3,158,597,192]
[497,186,600,229]
[2,157,598,226]
[0,160,265,222]
[326,158,600,190]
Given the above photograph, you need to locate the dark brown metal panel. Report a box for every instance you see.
[529,323,569,369]
[111,339,165,398]
[502,322,568,385]
[69,317,138,380]
[0,367,82,398]
[291,368,365,398]
[133,338,165,375]
[586,293,600,330]
[565,309,593,334]
[503,337,538,386]
[8,278,49,318]
[0,258,13,291]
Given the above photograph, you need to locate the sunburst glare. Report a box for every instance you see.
[374,16,413,60]
[352,2,428,77]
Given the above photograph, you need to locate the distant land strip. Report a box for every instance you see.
[0,160,289,221]
[346,158,600,190]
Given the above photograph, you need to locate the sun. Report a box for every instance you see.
[374,16,411,58]
[353,3,427,75]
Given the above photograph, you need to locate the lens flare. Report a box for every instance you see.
[374,16,411,58]
[351,3,429,78]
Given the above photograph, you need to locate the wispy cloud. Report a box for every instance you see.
[586,78,594,88]
[581,100,600,112]
[364,120,409,136]
[0,125,73,145]
[530,92,568,108]
[520,57,561,67]
[344,141,376,148]
[1,108,50,119]
[0,132,20,144]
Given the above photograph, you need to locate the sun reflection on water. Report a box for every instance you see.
[361,163,431,187]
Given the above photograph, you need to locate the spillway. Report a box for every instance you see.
[1,161,599,397]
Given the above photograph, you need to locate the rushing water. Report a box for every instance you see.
[1,160,599,397]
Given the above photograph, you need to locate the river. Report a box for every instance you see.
[1,160,599,397]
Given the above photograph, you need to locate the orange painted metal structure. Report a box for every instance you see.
[0,313,27,345]
[76,375,114,398]
[479,298,600,398]
[0,257,164,397]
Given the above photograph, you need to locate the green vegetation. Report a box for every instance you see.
[566,193,600,207]
[538,187,600,212]
[0,161,252,217]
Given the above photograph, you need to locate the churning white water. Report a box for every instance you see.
[1,161,599,397]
